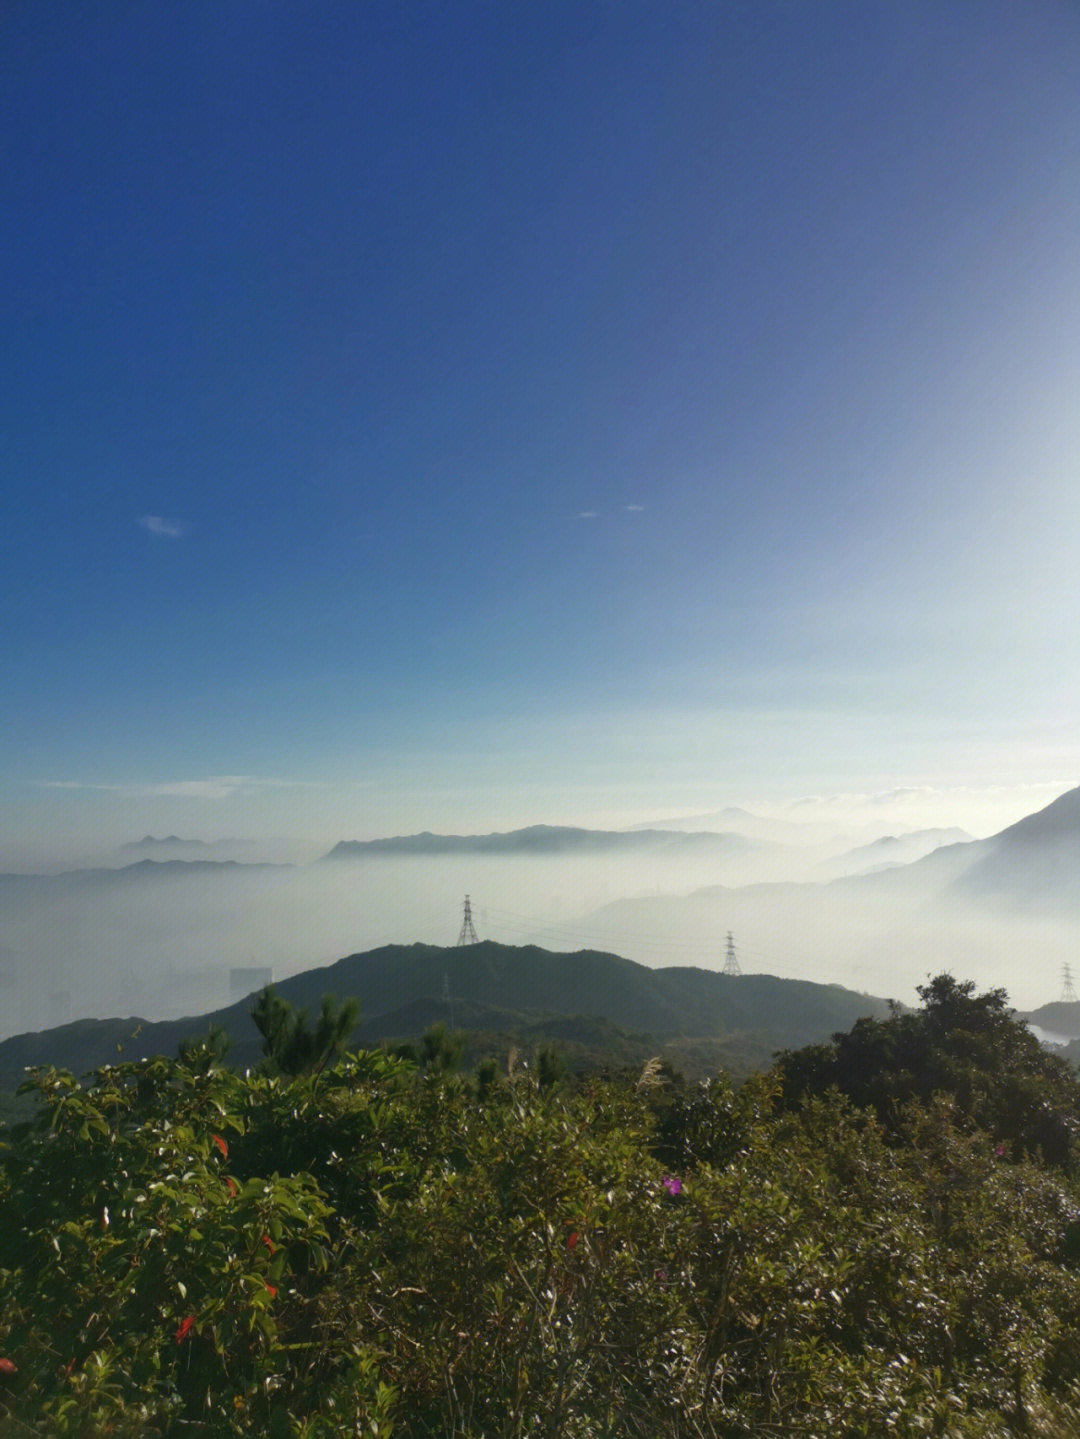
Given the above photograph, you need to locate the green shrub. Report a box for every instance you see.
[3,982,1080,1437]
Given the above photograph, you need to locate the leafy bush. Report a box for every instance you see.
[779,974,1080,1171]
[2,976,1080,1436]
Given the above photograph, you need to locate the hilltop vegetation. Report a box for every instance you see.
[0,942,894,1093]
[779,975,1080,1170]
[2,976,1080,1436]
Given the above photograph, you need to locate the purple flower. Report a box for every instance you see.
[662,1175,682,1196]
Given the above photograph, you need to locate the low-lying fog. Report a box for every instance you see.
[582,885,1077,1014]
[1,848,779,1032]
[2,807,1076,1036]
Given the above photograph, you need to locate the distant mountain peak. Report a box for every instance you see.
[993,784,1080,844]
[834,828,971,863]
[322,825,750,860]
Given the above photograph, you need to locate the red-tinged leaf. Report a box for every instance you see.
[175,1316,195,1344]
[211,1133,228,1158]
[261,1234,275,1254]
[224,1176,238,1196]
[0,1357,17,1375]
[265,1284,277,1298]
[567,1231,579,1250]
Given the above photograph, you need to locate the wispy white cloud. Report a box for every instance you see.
[40,775,340,800]
[138,515,189,539]
[625,504,644,512]
[577,510,598,519]
[782,782,1076,813]
[766,782,1078,838]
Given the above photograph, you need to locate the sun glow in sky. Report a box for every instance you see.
[4,1,1080,860]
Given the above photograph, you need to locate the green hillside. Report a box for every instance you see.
[1023,1001,1080,1039]
[0,941,895,1088]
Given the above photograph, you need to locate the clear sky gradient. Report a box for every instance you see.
[4,1,1080,854]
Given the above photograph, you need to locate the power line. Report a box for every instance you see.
[476,894,911,975]
[440,898,1065,1012]
[477,901,768,971]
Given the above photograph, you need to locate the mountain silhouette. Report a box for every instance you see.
[323,825,755,859]
[944,784,1080,914]
[0,941,893,1089]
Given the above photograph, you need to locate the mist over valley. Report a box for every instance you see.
[4,789,1079,1039]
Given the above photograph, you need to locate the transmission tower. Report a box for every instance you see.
[457,894,479,946]
[1062,964,1078,1004]
[722,931,741,976]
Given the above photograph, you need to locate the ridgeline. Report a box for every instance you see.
[0,941,894,1088]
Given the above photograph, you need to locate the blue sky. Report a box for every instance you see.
[4,1,1080,854]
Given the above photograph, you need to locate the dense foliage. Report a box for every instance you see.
[778,975,1080,1170]
[2,976,1080,1436]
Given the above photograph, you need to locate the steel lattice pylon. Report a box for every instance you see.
[722,931,741,976]
[457,894,479,946]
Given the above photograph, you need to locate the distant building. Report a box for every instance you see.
[230,967,273,1004]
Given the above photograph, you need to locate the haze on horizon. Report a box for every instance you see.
[4,4,1080,1024]
[3,783,1079,1036]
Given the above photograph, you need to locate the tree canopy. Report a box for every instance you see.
[249,985,360,1078]
[778,973,1080,1170]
